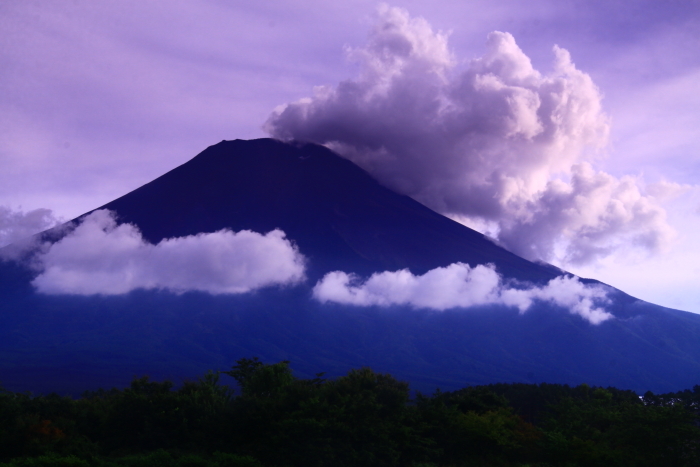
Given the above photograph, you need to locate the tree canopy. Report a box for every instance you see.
[1,359,699,466]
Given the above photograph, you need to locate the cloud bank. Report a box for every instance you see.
[313,263,612,325]
[266,5,673,266]
[32,210,306,295]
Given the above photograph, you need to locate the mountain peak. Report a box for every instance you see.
[96,138,559,283]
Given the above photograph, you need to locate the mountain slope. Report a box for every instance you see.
[95,138,561,283]
[1,138,699,395]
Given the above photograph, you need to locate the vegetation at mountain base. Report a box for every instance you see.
[1,358,699,466]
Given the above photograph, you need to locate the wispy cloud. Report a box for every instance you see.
[32,210,306,295]
[0,206,61,260]
[313,262,612,325]
[266,5,673,267]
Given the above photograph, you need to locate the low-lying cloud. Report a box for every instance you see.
[32,210,306,295]
[0,205,60,256]
[266,5,673,266]
[313,263,612,325]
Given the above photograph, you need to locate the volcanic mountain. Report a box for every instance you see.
[1,138,700,395]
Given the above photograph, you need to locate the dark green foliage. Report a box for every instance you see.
[414,386,541,466]
[0,450,261,467]
[1,361,699,467]
[228,364,419,466]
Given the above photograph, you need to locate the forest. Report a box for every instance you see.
[1,358,699,467]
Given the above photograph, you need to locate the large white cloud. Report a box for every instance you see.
[32,210,306,295]
[265,5,673,266]
[313,263,612,325]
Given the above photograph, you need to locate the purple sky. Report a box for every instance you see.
[1,0,699,312]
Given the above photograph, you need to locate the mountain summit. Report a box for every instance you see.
[1,138,699,395]
[97,138,560,283]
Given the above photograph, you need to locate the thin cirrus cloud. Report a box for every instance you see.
[312,263,613,325]
[31,210,306,295]
[265,4,674,267]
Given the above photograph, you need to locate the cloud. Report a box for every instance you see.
[0,205,61,260]
[313,263,612,325]
[645,180,694,202]
[0,205,59,248]
[497,164,676,264]
[265,4,674,266]
[32,210,306,295]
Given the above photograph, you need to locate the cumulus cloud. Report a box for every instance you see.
[0,205,60,252]
[32,210,306,295]
[313,263,612,325]
[266,4,673,266]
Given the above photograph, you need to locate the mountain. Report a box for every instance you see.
[92,138,561,284]
[1,138,700,395]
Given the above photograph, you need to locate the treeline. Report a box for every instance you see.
[1,358,699,466]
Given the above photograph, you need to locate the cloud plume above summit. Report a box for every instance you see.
[266,5,673,266]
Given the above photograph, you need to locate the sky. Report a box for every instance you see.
[1,0,699,313]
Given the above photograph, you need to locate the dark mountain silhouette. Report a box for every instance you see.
[95,138,560,284]
[1,138,699,395]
